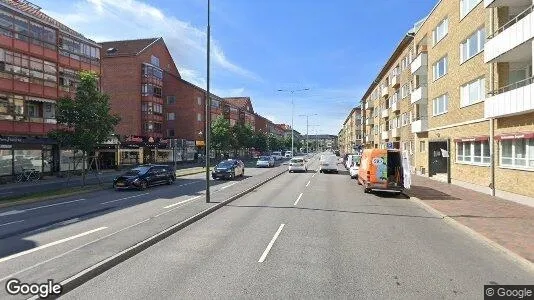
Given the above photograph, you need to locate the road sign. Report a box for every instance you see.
[387,142,394,149]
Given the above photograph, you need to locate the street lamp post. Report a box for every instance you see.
[277,88,309,157]
[205,0,211,203]
[298,113,318,154]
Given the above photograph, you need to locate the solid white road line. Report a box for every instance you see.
[176,182,198,187]
[0,199,86,217]
[258,224,285,263]
[294,193,303,206]
[0,227,108,264]
[219,182,237,190]
[101,193,150,204]
[306,181,311,187]
[312,173,316,178]
[0,191,13,195]
[163,195,202,209]
[0,220,24,227]
[0,220,150,282]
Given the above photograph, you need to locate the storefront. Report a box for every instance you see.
[114,136,198,167]
[0,135,57,177]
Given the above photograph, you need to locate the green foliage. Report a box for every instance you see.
[49,71,120,154]
[210,116,231,151]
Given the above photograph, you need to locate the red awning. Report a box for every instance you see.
[453,135,489,142]
[495,132,534,140]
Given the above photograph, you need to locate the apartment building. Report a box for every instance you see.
[0,0,101,177]
[361,30,416,167]
[339,107,362,154]
[222,97,256,128]
[484,0,534,200]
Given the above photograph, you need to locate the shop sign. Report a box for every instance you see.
[124,136,144,143]
[0,144,12,149]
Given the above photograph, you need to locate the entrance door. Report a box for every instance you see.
[428,141,448,177]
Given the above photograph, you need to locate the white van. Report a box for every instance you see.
[284,151,292,158]
[271,151,282,160]
[319,154,339,174]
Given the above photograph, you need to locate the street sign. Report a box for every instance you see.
[387,142,394,149]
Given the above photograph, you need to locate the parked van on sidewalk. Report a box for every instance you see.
[357,149,403,194]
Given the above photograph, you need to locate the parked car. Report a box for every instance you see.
[349,156,361,179]
[113,164,175,190]
[256,156,275,168]
[319,154,339,174]
[212,159,245,180]
[288,157,307,173]
[271,151,283,160]
[284,151,293,158]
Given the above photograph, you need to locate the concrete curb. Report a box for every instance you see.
[408,196,534,273]
[43,167,288,299]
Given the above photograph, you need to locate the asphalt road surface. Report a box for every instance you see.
[60,152,534,299]
[0,158,293,299]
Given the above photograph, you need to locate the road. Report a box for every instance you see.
[0,158,292,299]
[60,152,534,299]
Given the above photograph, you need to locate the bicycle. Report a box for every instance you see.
[15,168,42,182]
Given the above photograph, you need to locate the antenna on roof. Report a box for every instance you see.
[14,0,42,10]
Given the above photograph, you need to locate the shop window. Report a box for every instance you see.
[0,148,12,175]
[501,138,534,169]
[60,150,84,171]
[14,149,42,173]
[457,140,490,165]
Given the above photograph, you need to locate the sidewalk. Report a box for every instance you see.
[405,175,534,264]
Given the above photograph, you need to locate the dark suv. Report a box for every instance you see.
[113,165,176,190]
[212,159,245,180]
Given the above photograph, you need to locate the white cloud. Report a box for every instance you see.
[212,87,245,97]
[42,0,261,88]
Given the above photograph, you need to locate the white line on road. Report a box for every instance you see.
[219,182,237,190]
[258,224,285,263]
[101,193,150,204]
[0,220,24,227]
[306,181,311,187]
[176,182,198,188]
[0,220,149,282]
[0,191,13,195]
[294,193,303,206]
[312,173,316,178]
[0,199,87,217]
[0,227,108,264]
[163,195,202,209]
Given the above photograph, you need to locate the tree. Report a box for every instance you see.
[267,133,281,151]
[252,131,267,152]
[211,116,231,153]
[49,71,120,186]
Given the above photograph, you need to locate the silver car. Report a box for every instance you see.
[256,156,275,168]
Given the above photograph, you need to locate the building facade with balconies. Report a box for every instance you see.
[0,0,101,177]
[339,106,362,155]
[484,0,534,200]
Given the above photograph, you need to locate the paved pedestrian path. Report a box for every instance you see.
[406,175,534,263]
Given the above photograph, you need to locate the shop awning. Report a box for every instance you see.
[27,97,55,104]
[453,135,489,142]
[495,132,534,140]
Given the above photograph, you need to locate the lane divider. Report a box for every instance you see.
[258,224,285,263]
[306,181,311,187]
[163,196,202,209]
[101,193,150,205]
[0,220,24,227]
[0,198,86,217]
[293,193,303,206]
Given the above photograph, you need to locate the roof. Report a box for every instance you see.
[100,38,161,57]
[223,97,254,113]
[343,107,362,126]
[0,0,98,46]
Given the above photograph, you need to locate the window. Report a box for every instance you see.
[401,113,409,126]
[211,99,220,108]
[432,94,448,116]
[432,56,448,81]
[457,140,490,164]
[166,95,175,104]
[460,0,482,19]
[401,84,410,99]
[432,18,448,46]
[460,28,485,63]
[197,113,202,122]
[166,112,175,120]
[150,55,160,67]
[420,141,426,152]
[501,138,534,169]
[197,96,202,106]
[460,77,485,107]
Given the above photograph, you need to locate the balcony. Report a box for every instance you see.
[365,100,374,109]
[485,0,530,8]
[381,131,389,140]
[390,101,400,112]
[485,5,534,63]
[411,52,428,75]
[381,108,389,118]
[381,86,389,98]
[390,128,399,138]
[485,77,534,118]
[391,75,400,88]
[366,118,374,125]
[411,117,429,133]
[411,85,428,104]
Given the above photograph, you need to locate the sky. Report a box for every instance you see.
[36,0,437,135]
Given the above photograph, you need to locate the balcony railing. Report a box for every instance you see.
[488,5,533,39]
[488,76,534,96]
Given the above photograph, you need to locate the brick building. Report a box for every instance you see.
[0,0,101,177]
[355,0,534,202]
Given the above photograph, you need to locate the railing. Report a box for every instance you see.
[412,115,428,122]
[488,76,534,96]
[488,4,534,39]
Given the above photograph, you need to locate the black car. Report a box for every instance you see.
[113,165,175,190]
[212,159,245,180]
